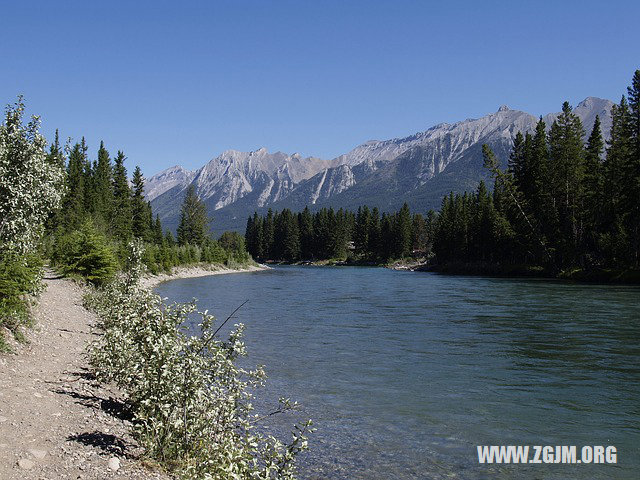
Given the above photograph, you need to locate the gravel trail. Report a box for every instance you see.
[0,273,169,480]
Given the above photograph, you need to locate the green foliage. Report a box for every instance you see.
[245,203,427,263]
[53,221,118,285]
[0,97,63,345]
[435,69,640,276]
[0,253,43,348]
[86,247,312,478]
[218,231,250,263]
[0,97,65,254]
[177,185,210,246]
[112,151,133,241]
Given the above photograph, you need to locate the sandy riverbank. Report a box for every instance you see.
[140,263,269,289]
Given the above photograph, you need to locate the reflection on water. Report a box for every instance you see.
[156,266,640,479]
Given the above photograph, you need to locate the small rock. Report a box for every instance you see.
[29,448,47,459]
[34,392,43,398]
[18,458,35,470]
[107,457,120,471]
[0,416,7,422]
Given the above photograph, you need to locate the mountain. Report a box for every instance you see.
[148,97,614,235]
[144,165,195,201]
[147,148,335,232]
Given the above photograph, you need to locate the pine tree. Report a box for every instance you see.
[282,209,300,261]
[582,115,605,261]
[298,207,314,260]
[394,203,412,258]
[354,206,371,258]
[176,185,209,245]
[368,207,381,260]
[602,97,633,265]
[131,166,151,239]
[112,151,132,241]
[262,209,275,259]
[46,129,65,169]
[153,215,164,245]
[411,213,427,253]
[624,70,640,265]
[509,131,526,192]
[63,142,87,230]
[93,141,113,227]
[548,102,585,266]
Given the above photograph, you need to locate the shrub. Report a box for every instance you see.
[53,221,118,285]
[0,253,43,348]
[86,243,312,478]
[0,97,65,256]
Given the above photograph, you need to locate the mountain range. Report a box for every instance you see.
[146,97,614,235]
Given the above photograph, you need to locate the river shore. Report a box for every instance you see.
[141,263,269,289]
[0,273,169,479]
[0,264,269,479]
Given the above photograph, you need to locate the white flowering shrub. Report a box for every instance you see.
[86,243,312,479]
[0,97,65,348]
[0,97,65,256]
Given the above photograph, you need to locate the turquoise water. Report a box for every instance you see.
[155,266,640,479]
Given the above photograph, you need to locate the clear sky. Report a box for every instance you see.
[2,0,639,176]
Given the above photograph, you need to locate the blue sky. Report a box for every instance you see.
[2,0,639,175]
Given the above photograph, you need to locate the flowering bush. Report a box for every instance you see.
[0,97,64,348]
[86,242,312,478]
[0,97,65,256]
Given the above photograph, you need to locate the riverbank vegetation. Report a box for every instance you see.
[0,97,309,476]
[245,69,640,281]
[434,69,640,280]
[1,96,252,344]
[86,242,311,478]
[245,204,433,264]
[45,133,250,282]
[0,98,64,350]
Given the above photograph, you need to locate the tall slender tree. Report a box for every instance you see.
[112,151,132,241]
[177,185,209,245]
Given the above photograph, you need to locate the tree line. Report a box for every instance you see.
[434,69,640,276]
[47,136,249,277]
[247,69,640,278]
[245,204,434,263]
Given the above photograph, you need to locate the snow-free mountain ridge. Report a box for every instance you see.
[147,97,614,235]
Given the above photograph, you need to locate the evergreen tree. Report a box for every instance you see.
[262,209,275,259]
[548,102,585,266]
[153,215,164,245]
[298,207,314,260]
[63,142,87,230]
[354,206,371,258]
[368,207,381,260]
[112,151,132,241]
[602,97,633,265]
[131,166,151,239]
[624,70,640,265]
[46,129,65,169]
[176,185,209,245]
[394,203,412,258]
[582,115,605,260]
[93,141,113,226]
[411,213,427,253]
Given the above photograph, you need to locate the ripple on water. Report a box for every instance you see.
[156,266,640,480]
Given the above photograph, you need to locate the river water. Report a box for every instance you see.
[156,266,640,479]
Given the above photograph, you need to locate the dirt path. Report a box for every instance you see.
[0,274,168,479]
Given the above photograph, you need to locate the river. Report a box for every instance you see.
[155,266,640,479]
